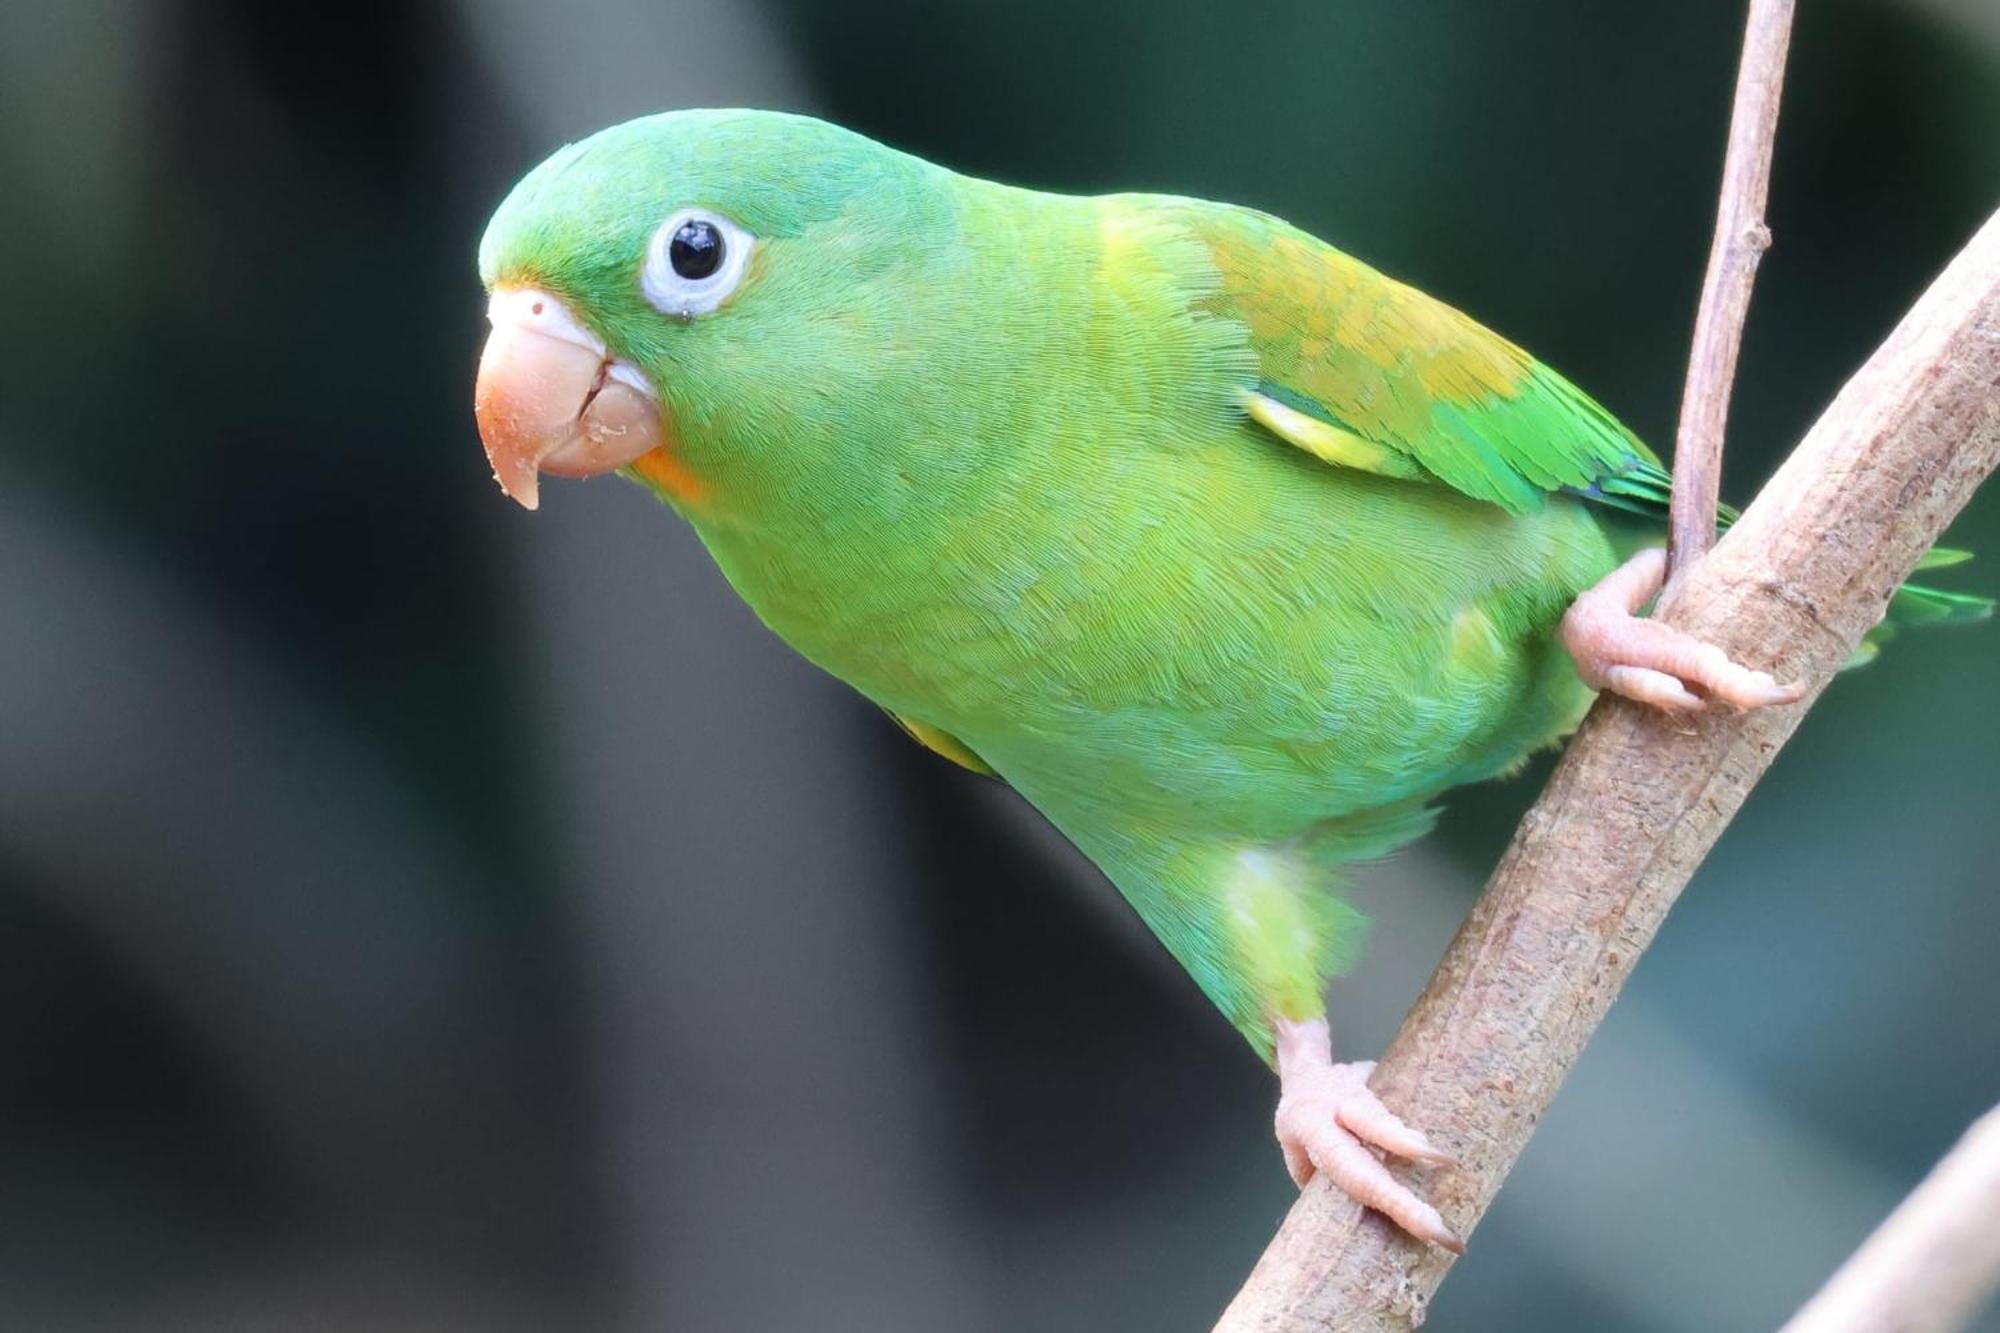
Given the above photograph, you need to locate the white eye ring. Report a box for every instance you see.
[641,207,755,319]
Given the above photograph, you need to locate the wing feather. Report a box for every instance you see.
[1168,201,1663,517]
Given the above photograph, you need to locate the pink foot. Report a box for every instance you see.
[1273,1016,1462,1253]
[1562,548,1806,712]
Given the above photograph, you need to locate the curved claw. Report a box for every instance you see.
[1563,549,1808,712]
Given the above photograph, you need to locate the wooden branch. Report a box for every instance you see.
[1668,0,1795,580]
[1779,1103,2000,1333]
[1213,206,2000,1332]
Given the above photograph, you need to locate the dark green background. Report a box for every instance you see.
[2,2,1995,1329]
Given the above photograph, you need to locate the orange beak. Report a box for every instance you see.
[473,287,666,509]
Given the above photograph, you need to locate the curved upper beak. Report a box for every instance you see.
[473,287,666,510]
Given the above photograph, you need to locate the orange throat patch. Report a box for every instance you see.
[627,436,706,506]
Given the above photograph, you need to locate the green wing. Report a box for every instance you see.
[1161,200,1989,637]
[1177,202,1674,520]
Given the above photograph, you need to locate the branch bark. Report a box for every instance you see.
[1668,0,1795,580]
[1214,204,2000,1332]
[1779,1102,2000,1333]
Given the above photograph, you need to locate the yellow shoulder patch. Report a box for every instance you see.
[1243,390,1426,481]
[886,712,997,777]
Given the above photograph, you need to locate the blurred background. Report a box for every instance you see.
[2,1,1996,1329]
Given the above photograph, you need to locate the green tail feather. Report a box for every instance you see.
[1580,460,1993,669]
[1914,546,1976,572]
[1888,579,1993,625]
[1851,577,1995,667]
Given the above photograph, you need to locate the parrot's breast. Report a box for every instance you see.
[684,417,1612,841]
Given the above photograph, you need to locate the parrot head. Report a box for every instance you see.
[472,108,951,510]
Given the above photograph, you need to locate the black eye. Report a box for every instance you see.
[669,219,724,280]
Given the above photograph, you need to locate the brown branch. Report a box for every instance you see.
[1779,1103,2000,1333]
[1668,0,1795,581]
[1214,205,2000,1332]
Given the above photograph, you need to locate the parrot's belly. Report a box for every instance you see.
[947,603,1596,838]
[695,463,1614,841]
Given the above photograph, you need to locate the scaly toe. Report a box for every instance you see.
[1601,664,1704,712]
[1288,1118,1462,1252]
[1328,1074,1454,1165]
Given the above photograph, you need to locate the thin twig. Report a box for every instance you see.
[1779,1104,2000,1333]
[1213,207,2000,1332]
[1667,0,1796,582]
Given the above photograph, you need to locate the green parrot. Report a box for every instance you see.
[471,109,1988,1250]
